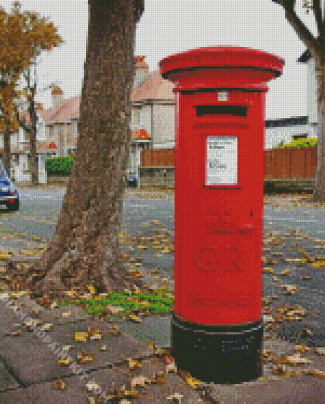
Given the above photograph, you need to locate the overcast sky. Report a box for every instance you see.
[1,0,321,119]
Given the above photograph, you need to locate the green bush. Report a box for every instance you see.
[278,138,318,149]
[45,156,74,176]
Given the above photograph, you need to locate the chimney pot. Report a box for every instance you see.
[51,86,64,110]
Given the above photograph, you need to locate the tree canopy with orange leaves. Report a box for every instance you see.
[0,1,64,134]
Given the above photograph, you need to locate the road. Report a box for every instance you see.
[1,187,325,347]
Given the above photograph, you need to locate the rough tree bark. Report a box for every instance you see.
[25,0,145,298]
[28,87,39,186]
[3,125,11,176]
[279,2,325,203]
[313,53,325,202]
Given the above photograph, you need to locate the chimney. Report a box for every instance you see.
[134,56,150,88]
[51,85,64,110]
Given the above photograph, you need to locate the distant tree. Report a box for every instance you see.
[15,56,64,185]
[271,0,325,202]
[0,79,20,175]
[0,1,64,184]
[25,0,145,298]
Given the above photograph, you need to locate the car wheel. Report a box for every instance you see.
[7,199,19,212]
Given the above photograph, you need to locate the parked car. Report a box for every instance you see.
[126,172,138,187]
[0,161,19,212]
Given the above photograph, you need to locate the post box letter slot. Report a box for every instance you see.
[195,105,247,117]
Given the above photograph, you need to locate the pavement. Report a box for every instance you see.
[0,264,324,403]
[0,187,324,402]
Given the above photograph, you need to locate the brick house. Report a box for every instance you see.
[0,56,175,182]
[0,55,314,183]
[1,103,58,183]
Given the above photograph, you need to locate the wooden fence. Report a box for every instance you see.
[264,147,317,179]
[141,147,317,180]
[140,148,175,167]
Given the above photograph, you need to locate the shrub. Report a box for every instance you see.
[278,138,318,149]
[45,156,74,176]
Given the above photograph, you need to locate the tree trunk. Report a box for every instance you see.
[312,54,325,202]
[25,0,145,298]
[3,126,11,177]
[29,98,39,186]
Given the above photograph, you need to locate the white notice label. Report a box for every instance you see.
[206,136,238,185]
[218,92,228,101]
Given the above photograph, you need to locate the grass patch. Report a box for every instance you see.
[57,287,174,317]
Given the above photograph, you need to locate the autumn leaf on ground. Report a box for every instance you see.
[286,353,312,366]
[127,358,142,370]
[74,332,88,342]
[271,365,291,377]
[77,350,96,364]
[85,381,102,392]
[294,343,310,353]
[87,285,96,294]
[165,362,177,373]
[40,323,53,331]
[185,376,204,389]
[129,314,142,323]
[58,357,72,366]
[166,393,184,402]
[315,348,325,355]
[52,378,66,390]
[109,325,121,335]
[151,371,165,384]
[62,345,75,352]
[130,376,151,389]
[303,368,325,379]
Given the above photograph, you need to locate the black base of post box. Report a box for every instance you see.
[171,314,263,384]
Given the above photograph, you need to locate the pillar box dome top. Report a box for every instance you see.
[159,46,285,92]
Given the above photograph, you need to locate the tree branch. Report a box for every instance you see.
[284,5,317,53]
[313,0,324,36]
[133,0,144,22]
[14,106,32,133]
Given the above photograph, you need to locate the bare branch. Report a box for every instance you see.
[313,0,324,36]
[271,0,295,9]
[14,108,32,133]
[133,0,144,22]
[284,6,317,52]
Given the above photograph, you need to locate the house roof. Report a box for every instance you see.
[48,95,81,123]
[18,107,57,129]
[131,70,175,102]
[9,141,58,154]
[49,70,176,121]
[15,67,308,133]
[16,68,175,128]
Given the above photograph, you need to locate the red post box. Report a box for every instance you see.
[159,46,284,384]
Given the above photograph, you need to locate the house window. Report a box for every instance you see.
[66,124,72,145]
[133,108,142,129]
[37,122,45,140]
[138,108,142,128]
[49,126,55,140]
